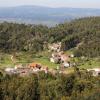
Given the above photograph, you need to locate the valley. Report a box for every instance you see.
[0,17,100,100]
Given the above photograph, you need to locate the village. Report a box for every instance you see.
[4,42,100,77]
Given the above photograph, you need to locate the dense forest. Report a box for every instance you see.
[0,70,100,100]
[0,17,100,57]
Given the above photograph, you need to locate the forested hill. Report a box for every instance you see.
[0,17,100,57]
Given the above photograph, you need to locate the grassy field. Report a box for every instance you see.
[79,58,100,69]
[0,51,100,71]
[71,57,100,69]
[33,57,59,69]
[0,51,59,69]
[0,53,14,68]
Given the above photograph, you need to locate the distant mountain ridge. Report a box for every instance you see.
[0,5,100,25]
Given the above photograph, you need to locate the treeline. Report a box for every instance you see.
[0,71,100,100]
[0,17,100,57]
[61,17,100,57]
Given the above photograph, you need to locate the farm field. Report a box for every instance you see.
[0,52,59,69]
[0,51,100,73]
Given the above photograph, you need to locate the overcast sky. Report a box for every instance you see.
[0,0,100,8]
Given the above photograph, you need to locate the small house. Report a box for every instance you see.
[87,68,100,76]
[15,64,23,69]
[63,62,70,68]
[29,63,41,69]
[48,42,61,52]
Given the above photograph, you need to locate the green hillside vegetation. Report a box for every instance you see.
[0,70,100,100]
[0,17,100,57]
[0,17,100,100]
[0,17,100,69]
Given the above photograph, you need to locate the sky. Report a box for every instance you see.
[0,0,100,8]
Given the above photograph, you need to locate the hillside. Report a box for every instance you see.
[0,6,100,25]
[0,17,100,58]
[0,17,100,100]
[0,68,100,100]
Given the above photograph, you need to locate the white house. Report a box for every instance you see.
[87,68,100,76]
[63,62,70,68]
[50,58,55,63]
[5,68,16,73]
